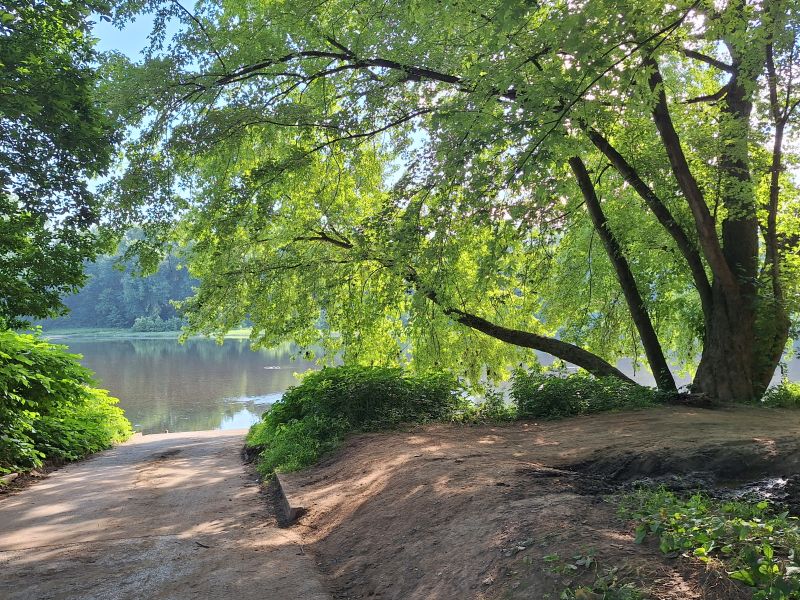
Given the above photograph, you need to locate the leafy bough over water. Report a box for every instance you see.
[619,488,800,599]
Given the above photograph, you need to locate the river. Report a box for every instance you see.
[61,338,316,434]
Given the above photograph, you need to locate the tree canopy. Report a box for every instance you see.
[111,0,800,400]
[0,0,117,326]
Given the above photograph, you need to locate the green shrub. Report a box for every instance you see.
[511,370,666,420]
[457,388,517,423]
[619,488,800,600]
[131,315,184,332]
[246,365,463,474]
[761,381,800,408]
[0,330,132,474]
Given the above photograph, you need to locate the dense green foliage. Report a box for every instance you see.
[0,331,132,474]
[109,0,800,401]
[42,236,196,330]
[621,489,800,600]
[246,366,462,474]
[0,0,117,326]
[762,381,800,408]
[511,371,666,420]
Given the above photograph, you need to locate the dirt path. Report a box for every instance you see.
[0,430,329,600]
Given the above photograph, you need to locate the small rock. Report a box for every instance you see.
[0,473,19,484]
[482,576,495,586]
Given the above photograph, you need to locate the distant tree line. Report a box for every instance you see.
[42,241,196,330]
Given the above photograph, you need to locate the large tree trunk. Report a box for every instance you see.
[693,282,758,401]
[693,288,789,402]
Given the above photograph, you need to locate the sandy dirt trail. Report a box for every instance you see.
[0,430,330,600]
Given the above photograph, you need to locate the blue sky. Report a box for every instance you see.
[93,15,156,59]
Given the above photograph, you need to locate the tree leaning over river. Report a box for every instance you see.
[110,0,800,401]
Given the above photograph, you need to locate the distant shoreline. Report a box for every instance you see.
[39,327,253,342]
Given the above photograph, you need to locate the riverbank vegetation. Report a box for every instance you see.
[0,331,131,476]
[247,365,800,476]
[246,366,463,473]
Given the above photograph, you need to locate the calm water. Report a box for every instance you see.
[62,338,316,434]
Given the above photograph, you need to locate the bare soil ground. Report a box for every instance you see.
[0,430,329,600]
[280,406,800,600]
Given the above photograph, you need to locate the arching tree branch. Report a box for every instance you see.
[290,232,640,385]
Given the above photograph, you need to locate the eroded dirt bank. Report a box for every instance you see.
[280,406,800,599]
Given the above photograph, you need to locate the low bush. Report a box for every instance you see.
[761,381,800,408]
[457,388,517,423]
[511,370,666,420]
[619,488,800,600]
[246,365,463,475]
[0,330,132,474]
[131,315,184,332]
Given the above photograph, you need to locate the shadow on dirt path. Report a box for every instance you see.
[0,430,330,600]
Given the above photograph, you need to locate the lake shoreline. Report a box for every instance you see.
[38,327,253,342]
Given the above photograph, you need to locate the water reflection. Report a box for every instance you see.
[63,339,315,434]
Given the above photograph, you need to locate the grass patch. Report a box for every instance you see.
[619,488,800,599]
[511,371,668,420]
[246,365,463,475]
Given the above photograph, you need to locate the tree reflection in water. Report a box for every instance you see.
[63,339,316,434]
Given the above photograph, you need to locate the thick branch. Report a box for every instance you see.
[765,41,785,301]
[569,157,676,391]
[685,85,729,104]
[646,58,737,292]
[681,48,735,73]
[294,233,639,385]
[442,306,638,384]
[586,128,712,318]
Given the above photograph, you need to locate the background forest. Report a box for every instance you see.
[40,238,196,331]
